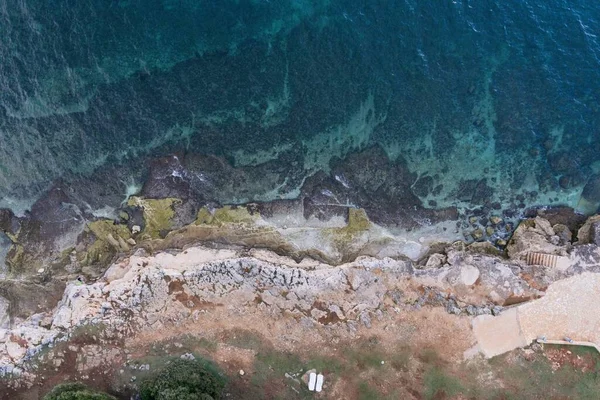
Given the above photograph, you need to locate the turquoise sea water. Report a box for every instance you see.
[0,0,599,217]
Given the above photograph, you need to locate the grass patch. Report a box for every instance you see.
[304,355,345,375]
[423,367,465,400]
[249,347,311,400]
[178,334,218,353]
[345,336,386,371]
[358,382,381,400]
[418,347,443,366]
[346,349,385,371]
[486,345,600,400]
[146,334,218,358]
[253,349,304,382]
[389,346,411,372]
[574,374,600,400]
[222,329,265,352]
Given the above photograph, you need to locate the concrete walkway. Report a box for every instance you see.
[472,272,600,358]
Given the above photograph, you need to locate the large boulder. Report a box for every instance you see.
[507,217,566,260]
[576,215,600,245]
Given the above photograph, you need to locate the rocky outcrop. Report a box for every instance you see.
[3,198,600,383]
[4,212,600,372]
[576,215,600,245]
[506,216,569,260]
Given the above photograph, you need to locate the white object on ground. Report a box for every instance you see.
[308,372,317,391]
[315,374,324,392]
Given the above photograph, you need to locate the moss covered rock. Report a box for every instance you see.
[5,244,25,272]
[195,205,258,226]
[78,220,132,267]
[322,208,372,256]
[128,197,180,239]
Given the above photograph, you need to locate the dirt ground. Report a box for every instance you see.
[2,303,476,400]
[4,300,600,400]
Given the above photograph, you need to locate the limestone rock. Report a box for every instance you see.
[577,215,600,245]
[552,224,572,244]
[5,341,26,361]
[425,253,446,269]
[0,296,9,329]
[468,241,501,256]
[507,218,565,260]
[459,265,480,286]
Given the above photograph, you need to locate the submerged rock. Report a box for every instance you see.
[577,175,600,215]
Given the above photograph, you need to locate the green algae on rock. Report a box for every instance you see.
[195,205,259,226]
[127,197,181,239]
[5,244,26,274]
[78,220,132,268]
[321,208,372,260]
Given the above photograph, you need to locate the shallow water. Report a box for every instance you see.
[0,0,599,218]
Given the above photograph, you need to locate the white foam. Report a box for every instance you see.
[121,180,143,207]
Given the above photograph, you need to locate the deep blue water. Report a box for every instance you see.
[0,0,599,216]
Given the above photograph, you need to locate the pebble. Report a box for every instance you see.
[239,369,245,376]
[471,229,484,240]
[489,216,503,225]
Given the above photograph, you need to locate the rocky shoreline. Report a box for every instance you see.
[1,147,600,398]
[1,197,600,393]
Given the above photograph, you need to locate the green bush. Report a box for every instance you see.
[139,358,226,400]
[43,382,116,400]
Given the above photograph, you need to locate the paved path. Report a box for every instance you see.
[472,272,600,358]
